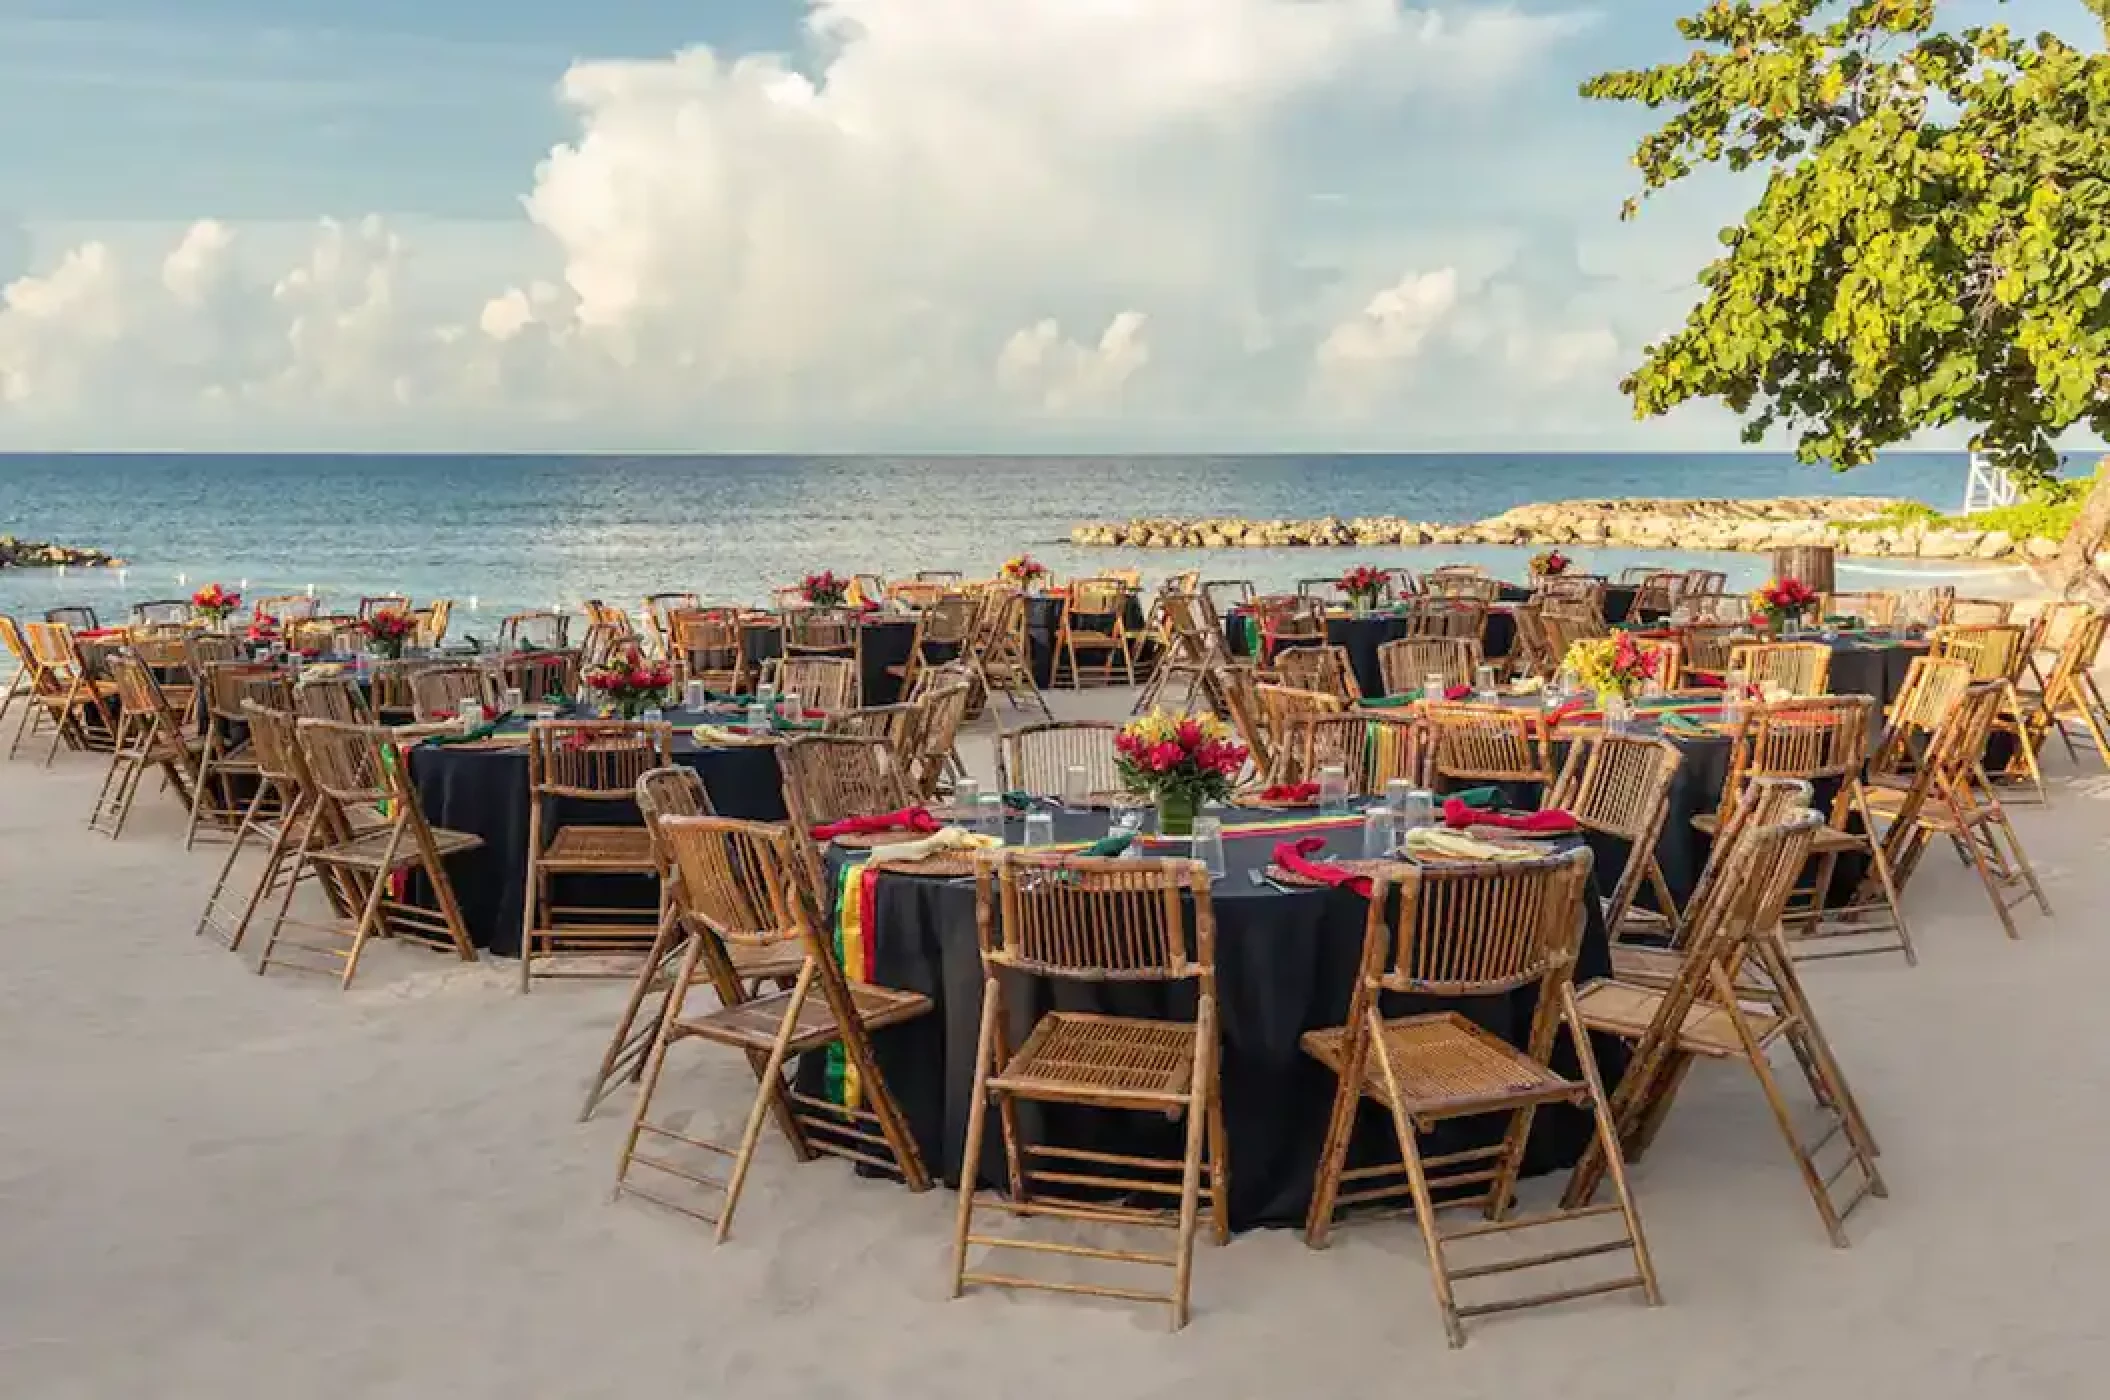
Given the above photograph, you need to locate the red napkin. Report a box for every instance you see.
[1432,684,1472,701]
[811,807,940,840]
[1258,781,1320,804]
[1272,836,1373,896]
[1443,800,1578,833]
[77,627,120,640]
[1687,668,1724,687]
[1545,697,1589,725]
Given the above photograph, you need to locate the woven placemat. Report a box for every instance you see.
[867,851,982,878]
[1231,794,1321,811]
[1460,823,1567,842]
[831,829,932,850]
[1264,859,1395,888]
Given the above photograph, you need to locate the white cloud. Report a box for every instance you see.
[0,1,1624,447]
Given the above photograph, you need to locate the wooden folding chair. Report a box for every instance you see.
[88,652,205,838]
[2012,609,2110,772]
[293,675,374,725]
[0,614,36,742]
[1378,637,1480,697]
[409,662,498,723]
[969,591,1052,720]
[1269,711,1386,793]
[616,816,931,1238]
[1251,594,1324,665]
[520,720,675,989]
[358,594,412,621]
[764,655,858,715]
[194,702,341,954]
[1056,578,1137,687]
[1727,642,1832,697]
[1870,655,1973,782]
[1301,846,1659,1347]
[1942,597,2013,625]
[255,720,482,988]
[20,621,118,764]
[1422,701,1553,793]
[501,610,571,650]
[1133,592,1223,715]
[952,851,1227,1329]
[1547,732,1682,940]
[905,671,973,799]
[996,720,1121,798]
[1932,622,2043,801]
[1825,591,1897,626]
[887,594,974,697]
[185,662,290,849]
[1273,644,1361,704]
[1566,809,1885,1246]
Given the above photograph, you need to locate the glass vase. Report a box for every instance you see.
[1156,789,1198,838]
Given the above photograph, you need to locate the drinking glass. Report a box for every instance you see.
[1384,779,1414,815]
[1474,663,1498,701]
[1192,816,1227,879]
[1061,765,1092,814]
[782,692,802,720]
[1023,811,1055,847]
[1317,765,1350,816]
[500,686,524,715]
[682,679,706,710]
[952,778,981,820]
[746,703,772,734]
[1401,789,1435,832]
[1108,798,1146,840]
[975,794,1008,843]
[457,703,484,736]
[1423,672,1448,703]
[642,706,664,726]
[1362,805,1395,859]
[757,681,777,709]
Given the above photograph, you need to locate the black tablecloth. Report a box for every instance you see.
[742,619,919,705]
[1025,595,1148,689]
[409,712,787,955]
[807,809,1617,1231]
[1225,608,1521,697]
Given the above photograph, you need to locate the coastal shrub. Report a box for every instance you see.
[1831,467,2102,542]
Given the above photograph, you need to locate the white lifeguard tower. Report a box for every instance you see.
[1962,451,2020,515]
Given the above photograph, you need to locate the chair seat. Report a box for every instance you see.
[989,1011,1198,1104]
[1574,978,1784,1058]
[1809,825,1865,853]
[1301,1011,1579,1118]
[310,823,483,871]
[729,940,808,984]
[540,825,656,871]
[1608,943,1772,996]
[676,978,929,1054]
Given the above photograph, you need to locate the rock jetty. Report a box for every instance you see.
[0,536,123,569]
[1070,496,2050,561]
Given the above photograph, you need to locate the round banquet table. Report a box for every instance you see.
[742,618,920,706]
[803,808,1618,1232]
[1223,608,1521,698]
[409,709,788,956]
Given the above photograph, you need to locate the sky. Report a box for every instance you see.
[0,0,2095,453]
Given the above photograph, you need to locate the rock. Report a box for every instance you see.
[1917,529,1982,559]
[1974,530,2014,559]
[0,538,121,569]
[2026,536,2061,560]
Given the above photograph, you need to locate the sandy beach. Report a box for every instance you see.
[7,686,2110,1399]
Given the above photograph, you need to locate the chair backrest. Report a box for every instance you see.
[202,662,290,722]
[104,651,176,724]
[769,655,858,714]
[916,570,963,585]
[2043,610,2109,700]
[998,721,1121,796]
[1254,683,1343,746]
[579,622,630,671]
[359,595,412,621]
[255,594,319,624]
[783,608,857,654]
[1069,578,1129,619]
[1423,702,1547,786]
[184,633,240,672]
[526,721,675,800]
[918,595,975,647]
[1884,655,1973,737]
[825,703,925,758]
[658,815,816,951]
[1673,776,1813,950]
[294,717,391,807]
[44,606,98,631]
[1377,637,1480,696]
[673,610,743,668]
[582,600,633,631]
[975,850,1215,982]
[1202,580,1255,615]
[499,650,580,701]
[1412,598,1491,642]
[1364,846,1592,1000]
[1825,591,1897,625]
[294,675,371,725]
[914,681,972,764]
[502,611,570,650]
[635,765,717,879]
[1680,569,1727,597]
[1727,641,1832,696]
[409,664,497,722]
[2029,601,2097,655]
[1933,622,2029,683]
[1253,595,1324,642]
[1943,596,2013,626]
[240,702,306,787]
[1425,575,1499,603]
[1546,732,1683,844]
[131,599,193,626]
[1926,681,2006,784]
[1720,697,1872,820]
[415,599,452,649]
[887,580,946,609]
[777,734,914,833]
[1213,663,1271,776]
[1273,711,1383,791]
[22,621,81,673]
[1273,644,1359,703]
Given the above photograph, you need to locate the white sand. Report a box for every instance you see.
[8,691,2110,1398]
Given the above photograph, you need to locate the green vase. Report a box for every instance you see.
[1157,790,1198,838]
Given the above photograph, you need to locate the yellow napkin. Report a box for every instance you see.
[866,827,1003,867]
[1759,681,1792,704]
[1507,675,1544,696]
[300,663,345,680]
[693,724,771,746]
[1405,827,1541,863]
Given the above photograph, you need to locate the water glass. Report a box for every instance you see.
[757,681,777,709]
[952,778,981,819]
[1108,799,1146,841]
[782,691,802,719]
[682,679,707,710]
[746,702,773,734]
[1317,765,1350,816]
[975,793,1008,843]
[1192,816,1227,879]
[1061,765,1092,814]
[642,706,664,726]
[457,703,484,736]
[1362,805,1395,859]
[1474,664,1498,702]
[1384,779,1414,815]
[1422,672,1448,703]
[1401,789,1435,832]
[500,686,524,715]
[1023,811,1055,848]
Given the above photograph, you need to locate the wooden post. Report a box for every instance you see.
[1770,545,1835,595]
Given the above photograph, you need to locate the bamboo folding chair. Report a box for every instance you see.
[1272,644,1361,704]
[905,671,974,798]
[616,815,931,1237]
[885,581,946,609]
[763,655,858,715]
[501,611,570,650]
[1422,701,1553,793]
[358,595,411,621]
[2024,600,2096,690]
[823,703,926,774]
[254,594,319,626]
[1932,623,2044,800]
[997,720,1121,798]
[409,663,499,723]
[1538,609,1605,673]
[781,607,859,666]
[1269,711,1395,793]
[1056,578,1138,688]
[1862,682,2050,942]
[1942,597,2013,625]
[777,731,913,831]
[1869,655,1973,782]
[43,605,100,631]
[1675,623,1740,684]
[293,675,374,725]
[887,594,974,697]
[1412,598,1493,646]
[20,622,119,764]
[520,721,675,989]
[88,652,205,838]
[1825,591,1897,626]
[413,599,452,649]
[1206,663,1272,781]
[1546,732,1683,940]
[3,615,63,760]
[643,593,701,654]
[1253,684,1342,780]
[194,702,344,954]
[498,649,580,705]
[1505,603,1552,681]
[1377,637,1480,697]
[579,622,633,671]
[1251,595,1324,665]
[1680,569,1727,599]
[130,634,198,722]
[969,591,1052,720]
[2013,609,2110,771]
[1566,810,1886,1247]
[1426,575,1500,604]
[1727,642,1832,697]
[254,720,482,987]
[1134,592,1224,715]
[1202,580,1254,617]
[1301,846,1659,1347]
[952,851,1227,1330]
[1631,572,1681,616]
[581,600,633,633]
[1699,696,1913,964]
[0,614,32,741]
[185,662,289,849]
[670,609,748,694]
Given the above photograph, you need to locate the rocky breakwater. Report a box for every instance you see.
[1070,495,2045,561]
[0,536,124,569]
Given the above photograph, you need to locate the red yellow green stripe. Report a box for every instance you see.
[827,862,880,1109]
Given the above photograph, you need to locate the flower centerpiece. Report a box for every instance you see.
[583,639,674,720]
[1564,632,1660,725]
[1338,564,1388,612]
[360,609,417,660]
[191,582,242,628]
[1529,549,1571,579]
[1001,553,1049,589]
[1114,710,1248,837]
[800,570,850,608]
[1750,577,1817,636]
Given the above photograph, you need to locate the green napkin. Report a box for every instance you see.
[1450,786,1500,809]
[1362,694,1417,709]
[423,721,504,746]
[1001,790,1036,812]
[1078,832,1135,859]
[702,689,756,706]
[541,692,570,707]
[767,714,826,733]
[1661,712,1710,736]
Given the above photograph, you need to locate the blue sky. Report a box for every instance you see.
[0,0,2096,451]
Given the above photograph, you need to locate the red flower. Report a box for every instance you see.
[1147,741,1183,773]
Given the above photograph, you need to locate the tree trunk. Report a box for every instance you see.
[2041,455,2110,603]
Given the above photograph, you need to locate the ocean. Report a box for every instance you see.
[0,451,2019,628]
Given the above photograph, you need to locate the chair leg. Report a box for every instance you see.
[1301,1037,1364,1248]
[337,824,408,988]
[1167,1002,1213,1331]
[1560,989,1662,1306]
[951,978,1002,1300]
[1716,970,1854,1247]
[1203,1029,1231,1247]
[184,727,224,851]
[581,911,687,1122]
[1368,1007,1466,1347]
[716,959,816,1243]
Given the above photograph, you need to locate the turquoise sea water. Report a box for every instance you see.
[0,451,2028,626]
